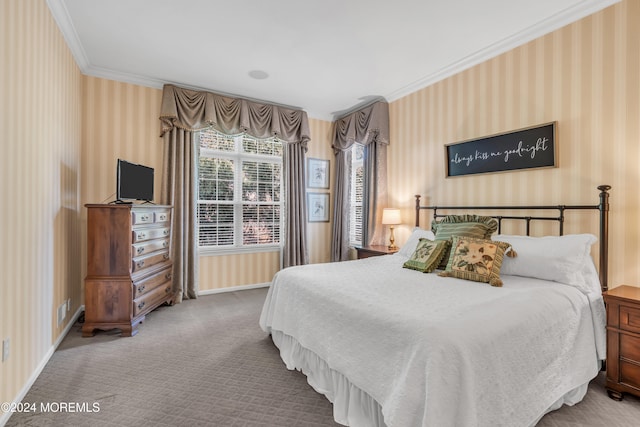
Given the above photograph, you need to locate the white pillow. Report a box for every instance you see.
[398,228,436,257]
[492,234,599,293]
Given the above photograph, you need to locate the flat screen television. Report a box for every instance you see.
[116,159,154,202]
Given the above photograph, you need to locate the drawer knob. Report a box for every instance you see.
[137,233,146,240]
[163,230,169,236]
[137,247,144,254]
[138,301,145,310]
[163,241,168,248]
[136,261,145,269]
[163,254,169,260]
[139,285,145,292]
[159,214,166,221]
[165,273,172,280]
[165,286,171,293]
[141,215,149,221]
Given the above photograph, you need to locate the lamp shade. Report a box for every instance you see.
[381,208,401,225]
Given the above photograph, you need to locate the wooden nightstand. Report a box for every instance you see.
[355,245,398,259]
[604,285,640,400]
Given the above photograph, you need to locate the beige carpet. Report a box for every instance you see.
[6,288,640,427]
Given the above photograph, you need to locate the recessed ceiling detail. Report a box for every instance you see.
[248,70,269,80]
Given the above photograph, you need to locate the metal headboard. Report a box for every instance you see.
[414,185,611,292]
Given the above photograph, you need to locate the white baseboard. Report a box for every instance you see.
[198,282,270,296]
[0,305,85,427]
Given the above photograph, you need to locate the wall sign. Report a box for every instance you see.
[445,122,557,177]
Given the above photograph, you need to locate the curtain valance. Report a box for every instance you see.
[159,84,311,147]
[332,101,389,152]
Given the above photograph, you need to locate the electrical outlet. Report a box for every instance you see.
[2,338,9,362]
[57,303,66,326]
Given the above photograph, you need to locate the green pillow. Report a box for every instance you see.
[432,215,499,269]
[431,214,498,237]
[438,236,512,287]
[403,238,450,273]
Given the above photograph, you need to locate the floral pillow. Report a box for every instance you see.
[430,215,499,270]
[438,236,512,287]
[403,238,450,273]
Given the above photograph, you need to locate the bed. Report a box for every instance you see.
[260,185,611,427]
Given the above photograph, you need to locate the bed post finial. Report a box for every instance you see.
[598,185,611,292]
[415,195,421,227]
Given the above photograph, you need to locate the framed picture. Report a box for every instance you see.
[307,192,329,222]
[307,158,330,189]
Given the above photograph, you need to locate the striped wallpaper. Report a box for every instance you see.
[1,0,82,412]
[4,0,638,416]
[388,0,638,289]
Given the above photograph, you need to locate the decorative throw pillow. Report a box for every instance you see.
[397,228,437,258]
[438,236,512,287]
[403,238,450,273]
[432,216,499,269]
[431,215,498,237]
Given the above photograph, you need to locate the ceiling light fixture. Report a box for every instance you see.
[248,70,269,80]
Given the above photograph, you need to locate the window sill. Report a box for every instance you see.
[199,245,282,257]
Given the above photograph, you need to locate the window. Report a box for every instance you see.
[196,128,283,253]
[349,144,365,246]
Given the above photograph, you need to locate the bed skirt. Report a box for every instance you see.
[270,330,591,427]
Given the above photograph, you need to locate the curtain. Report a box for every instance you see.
[159,85,311,300]
[331,149,352,261]
[331,101,389,261]
[160,128,198,302]
[362,141,388,246]
[283,142,309,267]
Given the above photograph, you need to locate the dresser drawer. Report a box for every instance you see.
[132,250,170,274]
[132,227,171,243]
[133,283,172,317]
[154,210,170,224]
[133,238,170,257]
[133,266,172,299]
[131,210,154,225]
[620,304,640,334]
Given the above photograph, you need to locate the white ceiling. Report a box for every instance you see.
[48,0,618,121]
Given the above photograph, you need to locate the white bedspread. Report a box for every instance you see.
[260,254,605,427]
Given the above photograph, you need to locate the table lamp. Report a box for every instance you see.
[381,208,401,250]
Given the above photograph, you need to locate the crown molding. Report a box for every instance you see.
[384,0,621,103]
[47,0,89,70]
[48,0,619,123]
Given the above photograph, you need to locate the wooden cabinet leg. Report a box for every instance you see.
[607,389,624,401]
[81,325,96,337]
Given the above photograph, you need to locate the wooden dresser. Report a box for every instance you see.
[604,285,640,400]
[83,204,174,337]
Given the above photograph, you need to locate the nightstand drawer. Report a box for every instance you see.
[620,360,640,391]
[620,305,640,334]
[620,333,640,361]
